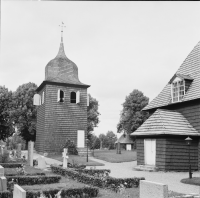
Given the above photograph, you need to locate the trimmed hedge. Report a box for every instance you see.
[50,165,145,189]
[74,169,111,177]
[5,172,45,177]
[7,175,61,185]
[0,191,12,198]
[0,163,22,168]
[26,187,99,198]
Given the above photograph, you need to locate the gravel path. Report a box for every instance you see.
[89,157,200,195]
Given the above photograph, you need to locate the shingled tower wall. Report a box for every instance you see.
[35,34,90,154]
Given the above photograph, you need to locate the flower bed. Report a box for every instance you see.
[50,165,145,189]
[7,175,61,186]
[74,168,111,177]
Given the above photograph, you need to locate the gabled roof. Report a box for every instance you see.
[169,73,193,84]
[131,109,199,136]
[116,134,134,144]
[143,41,200,111]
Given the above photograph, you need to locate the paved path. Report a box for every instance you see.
[88,157,200,195]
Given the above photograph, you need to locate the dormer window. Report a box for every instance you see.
[57,89,64,102]
[172,79,185,103]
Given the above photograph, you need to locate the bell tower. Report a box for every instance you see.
[35,23,90,154]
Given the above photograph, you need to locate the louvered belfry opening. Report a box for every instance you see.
[71,92,76,103]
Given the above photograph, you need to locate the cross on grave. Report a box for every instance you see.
[62,148,68,168]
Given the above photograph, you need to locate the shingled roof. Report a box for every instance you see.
[131,109,199,136]
[116,134,134,144]
[143,41,200,111]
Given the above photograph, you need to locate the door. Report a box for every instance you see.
[77,130,85,148]
[144,139,156,165]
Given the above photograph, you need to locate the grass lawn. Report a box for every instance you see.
[181,177,200,186]
[48,154,104,166]
[92,149,137,163]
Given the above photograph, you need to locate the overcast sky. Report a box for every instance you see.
[1,1,200,137]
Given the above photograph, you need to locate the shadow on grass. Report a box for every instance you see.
[181,177,200,186]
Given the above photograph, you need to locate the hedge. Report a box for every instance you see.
[26,187,99,198]
[0,191,12,198]
[74,169,111,177]
[7,175,61,185]
[50,165,145,189]
[5,172,45,177]
[0,163,22,168]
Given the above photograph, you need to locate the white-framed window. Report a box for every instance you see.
[57,89,65,102]
[171,79,185,103]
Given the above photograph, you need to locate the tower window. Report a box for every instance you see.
[57,89,64,102]
[71,92,76,103]
[171,80,185,103]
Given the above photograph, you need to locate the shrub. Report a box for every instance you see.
[63,138,78,155]
[0,150,10,163]
[0,191,12,198]
[6,172,45,177]
[26,187,99,198]
[6,175,61,186]
[74,168,111,177]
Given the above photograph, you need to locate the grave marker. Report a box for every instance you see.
[13,184,26,198]
[37,156,46,169]
[0,166,4,177]
[28,141,34,166]
[0,176,7,191]
[140,180,168,198]
[62,148,69,168]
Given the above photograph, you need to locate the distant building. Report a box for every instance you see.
[131,41,200,171]
[116,134,135,150]
[35,30,90,154]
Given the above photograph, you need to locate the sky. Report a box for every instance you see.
[1,1,200,138]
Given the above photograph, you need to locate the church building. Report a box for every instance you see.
[34,26,90,154]
[132,41,200,171]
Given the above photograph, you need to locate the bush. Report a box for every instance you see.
[50,165,145,190]
[0,191,12,198]
[74,169,111,177]
[26,187,99,198]
[6,175,61,186]
[0,150,10,163]
[0,163,22,168]
[5,172,45,177]
[63,138,78,155]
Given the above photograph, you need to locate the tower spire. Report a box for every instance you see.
[59,22,66,43]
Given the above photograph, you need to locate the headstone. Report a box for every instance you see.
[62,148,69,168]
[13,150,17,160]
[28,141,34,166]
[0,166,4,177]
[13,184,26,198]
[16,144,22,158]
[37,156,46,169]
[0,176,7,191]
[140,180,168,198]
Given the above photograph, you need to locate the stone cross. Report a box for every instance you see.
[62,148,69,168]
[28,141,34,166]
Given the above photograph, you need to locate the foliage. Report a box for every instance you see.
[0,86,15,141]
[98,134,106,149]
[87,94,100,140]
[0,150,10,163]
[0,163,22,168]
[16,164,27,175]
[0,191,12,198]
[10,82,38,143]
[7,133,25,150]
[6,175,61,185]
[88,134,100,150]
[63,138,78,155]
[98,131,117,149]
[117,89,149,134]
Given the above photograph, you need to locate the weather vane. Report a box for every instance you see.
[59,22,66,43]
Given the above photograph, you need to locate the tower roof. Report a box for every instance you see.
[45,26,88,86]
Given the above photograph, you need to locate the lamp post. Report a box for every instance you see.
[86,138,89,162]
[185,136,193,179]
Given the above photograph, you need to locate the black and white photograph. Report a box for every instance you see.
[1,1,200,198]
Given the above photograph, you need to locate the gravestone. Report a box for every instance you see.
[62,148,69,168]
[28,141,34,166]
[37,156,46,169]
[13,150,17,160]
[140,180,168,198]
[13,184,26,198]
[0,176,7,191]
[0,166,4,177]
[16,144,22,158]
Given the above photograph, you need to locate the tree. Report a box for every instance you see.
[105,131,117,150]
[87,94,100,140]
[99,133,106,149]
[11,83,38,144]
[117,89,149,135]
[0,86,15,141]
[88,134,100,150]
